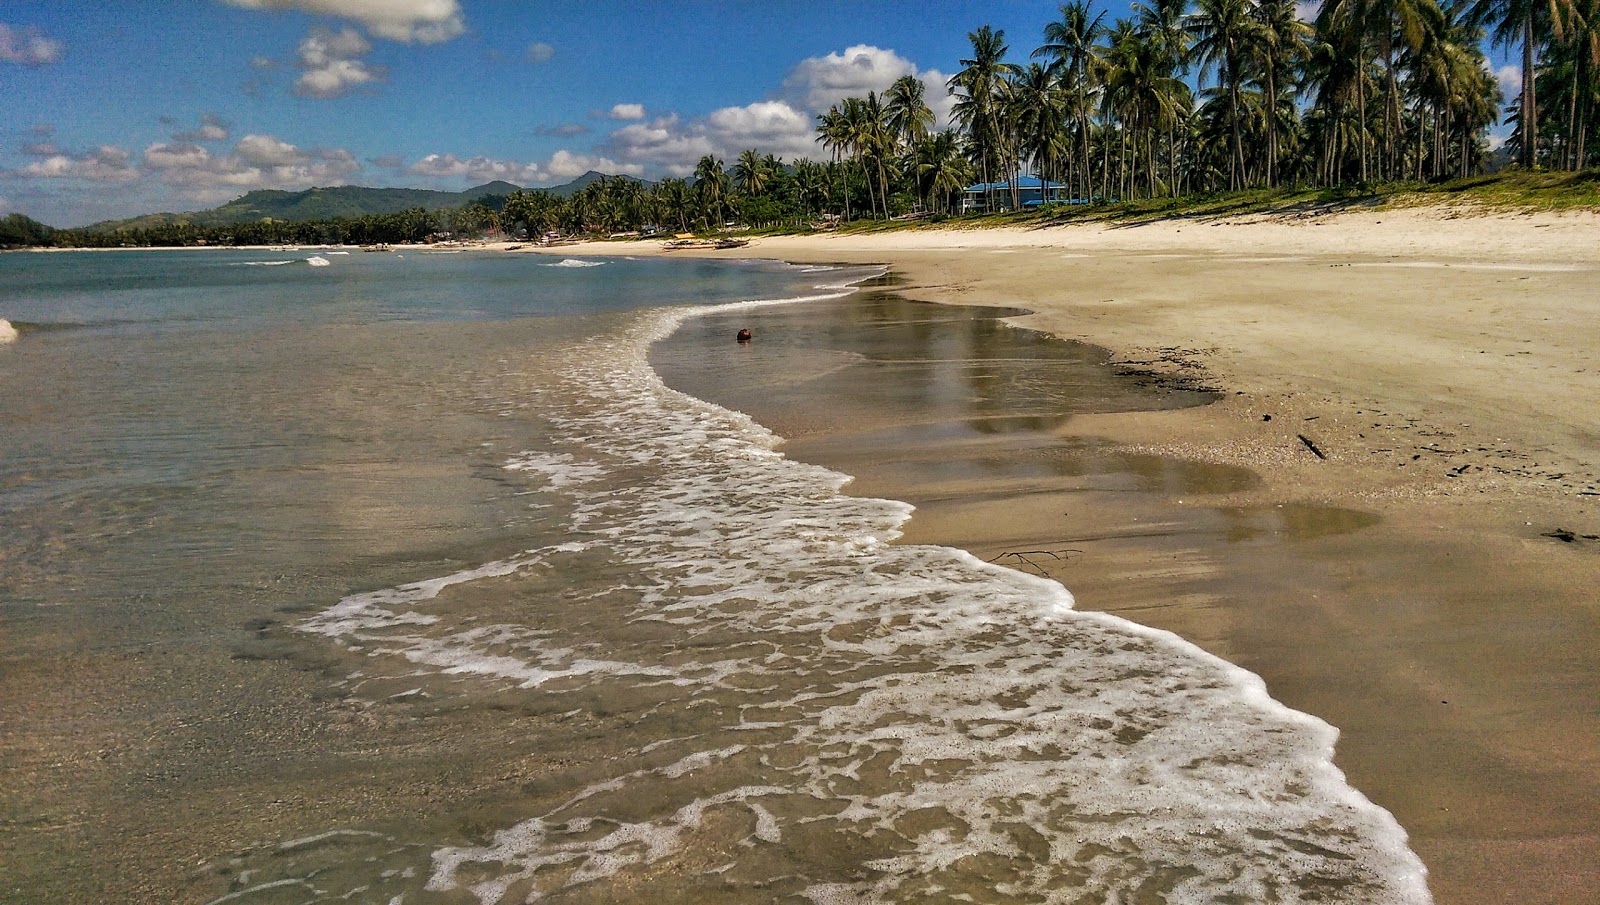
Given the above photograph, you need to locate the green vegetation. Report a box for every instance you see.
[0,213,55,248]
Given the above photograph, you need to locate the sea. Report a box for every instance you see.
[0,248,1430,904]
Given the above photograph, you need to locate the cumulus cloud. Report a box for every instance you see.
[20,141,61,157]
[15,146,138,182]
[220,0,465,44]
[525,41,554,63]
[600,44,956,177]
[368,153,407,169]
[409,153,544,184]
[1495,64,1522,102]
[608,103,646,121]
[783,45,907,111]
[173,114,231,143]
[405,150,641,186]
[294,26,383,98]
[141,133,361,198]
[0,23,64,66]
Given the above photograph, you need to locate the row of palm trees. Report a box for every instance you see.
[502,0,1593,237]
[484,0,1598,238]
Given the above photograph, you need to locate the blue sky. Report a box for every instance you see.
[3,1,1518,227]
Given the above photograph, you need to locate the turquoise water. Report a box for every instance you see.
[0,250,1429,904]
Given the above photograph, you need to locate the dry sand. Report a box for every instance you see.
[536,207,1600,904]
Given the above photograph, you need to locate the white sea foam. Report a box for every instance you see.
[0,318,16,344]
[543,258,606,268]
[298,265,1430,903]
[229,260,294,267]
[305,256,331,267]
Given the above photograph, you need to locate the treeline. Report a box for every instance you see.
[39,207,447,249]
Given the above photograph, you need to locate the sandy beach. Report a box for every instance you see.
[545,207,1600,904]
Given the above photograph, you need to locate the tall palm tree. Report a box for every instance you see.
[884,74,936,147]
[1011,62,1071,195]
[1255,0,1315,185]
[1190,0,1262,188]
[1466,0,1573,166]
[914,131,973,212]
[1036,1,1108,198]
[693,154,727,228]
[733,148,769,197]
[950,25,1023,210]
[1136,0,1195,194]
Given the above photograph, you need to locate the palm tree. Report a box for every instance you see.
[1036,1,1108,199]
[1190,0,1262,188]
[1011,62,1071,196]
[884,74,936,147]
[693,154,727,228]
[1136,0,1195,194]
[656,178,693,232]
[914,131,973,212]
[1106,19,1193,196]
[950,25,1023,210]
[1255,0,1315,185]
[1466,0,1573,166]
[734,148,769,197]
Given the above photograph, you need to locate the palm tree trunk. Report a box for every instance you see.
[1523,15,1538,168]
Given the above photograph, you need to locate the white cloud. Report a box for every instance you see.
[220,0,465,44]
[525,42,554,64]
[409,153,544,183]
[544,150,640,181]
[609,103,646,121]
[782,45,914,112]
[1296,0,1323,22]
[1495,64,1522,101]
[405,150,641,186]
[597,45,958,178]
[142,134,362,199]
[604,115,719,176]
[172,114,231,143]
[294,26,383,98]
[20,141,61,157]
[236,134,305,167]
[16,146,138,182]
[0,23,64,66]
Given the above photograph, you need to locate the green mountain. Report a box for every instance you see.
[79,172,644,233]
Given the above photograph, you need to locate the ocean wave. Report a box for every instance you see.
[0,318,16,344]
[293,269,1429,904]
[227,260,294,267]
[542,258,606,268]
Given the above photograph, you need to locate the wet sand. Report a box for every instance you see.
[607,208,1600,904]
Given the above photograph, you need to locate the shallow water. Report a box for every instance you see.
[0,251,1429,903]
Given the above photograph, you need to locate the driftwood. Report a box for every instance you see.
[986,548,1082,576]
[1297,434,1328,460]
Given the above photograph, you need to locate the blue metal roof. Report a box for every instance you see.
[962,176,1065,192]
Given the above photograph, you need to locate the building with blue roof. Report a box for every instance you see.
[960,176,1072,213]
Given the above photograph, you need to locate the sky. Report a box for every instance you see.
[2,1,1521,227]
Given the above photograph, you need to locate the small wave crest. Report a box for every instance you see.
[542,258,606,268]
[0,318,16,344]
[228,260,294,267]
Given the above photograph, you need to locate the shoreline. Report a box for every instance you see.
[591,209,1600,903]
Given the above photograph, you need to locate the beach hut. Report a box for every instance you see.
[959,176,1068,213]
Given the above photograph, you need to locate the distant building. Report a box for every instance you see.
[960,176,1070,213]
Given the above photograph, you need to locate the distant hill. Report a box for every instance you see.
[79,172,647,233]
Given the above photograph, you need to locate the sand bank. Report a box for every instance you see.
[546,207,1600,904]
